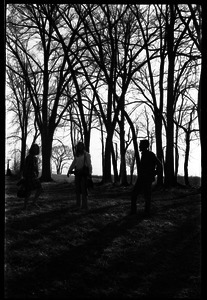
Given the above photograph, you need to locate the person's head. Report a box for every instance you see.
[139,140,149,152]
[29,143,40,156]
[76,141,85,156]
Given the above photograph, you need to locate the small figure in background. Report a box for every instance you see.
[131,139,162,216]
[67,142,92,210]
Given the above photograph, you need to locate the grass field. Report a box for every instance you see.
[4,174,201,298]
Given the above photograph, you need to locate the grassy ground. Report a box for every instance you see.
[4,174,201,299]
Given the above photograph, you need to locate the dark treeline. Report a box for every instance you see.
[6,4,201,186]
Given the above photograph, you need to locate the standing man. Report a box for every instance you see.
[131,139,162,216]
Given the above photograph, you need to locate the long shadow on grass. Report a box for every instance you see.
[5,203,124,250]
[152,193,201,215]
[103,212,201,298]
[5,209,201,298]
[5,182,201,298]
[4,212,145,297]
[6,183,130,237]
[144,223,201,298]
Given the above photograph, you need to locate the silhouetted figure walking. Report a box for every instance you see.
[131,140,162,216]
[67,142,92,210]
[23,144,43,209]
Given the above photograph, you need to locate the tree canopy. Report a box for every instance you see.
[6,4,201,186]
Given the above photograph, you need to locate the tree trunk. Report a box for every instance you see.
[40,129,54,182]
[103,132,113,183]
[154,112,164,186]
[119,145,128,186]
[100,119,105,179]
[184,131,190,186]
[84,130,90,153]
[111,143,119,183]
[174,123,179,182]
[20,133,27,173]
[164,5,176,187]
[175,145,179,182]
[102,80,114,183]
[119,104,128,186]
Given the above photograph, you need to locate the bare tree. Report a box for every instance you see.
[175,4,201,138]
[71,4,157,183]
[6,4,76,181]
[164,4,201,186]
[6,59,35,173]
[173,52,199,182]
[131,4,200,186]
[42,4,104,152]
[174,99,199,185]
[52,143,73,174]
[125,149,136,185]
[129,4,166,186]
[6,3,201,185]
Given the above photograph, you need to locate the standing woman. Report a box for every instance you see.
[67,142,92,209]
[23,143,43,209]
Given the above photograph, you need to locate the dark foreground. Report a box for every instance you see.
[5,176,201,299]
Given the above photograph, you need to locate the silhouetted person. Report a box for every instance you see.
[23,144,43,209]
[131,139,162,216]
[67,141,92,210]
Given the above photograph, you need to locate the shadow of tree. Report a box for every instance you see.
[5,179,201,298]
[5,207,201,298]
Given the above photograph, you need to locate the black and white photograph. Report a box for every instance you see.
[4,2,204,299]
